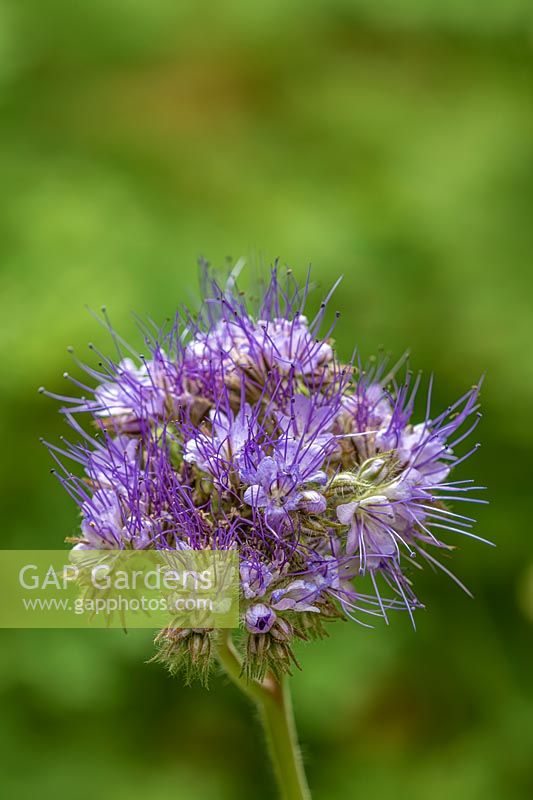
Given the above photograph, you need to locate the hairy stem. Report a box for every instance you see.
[217,631,311,800]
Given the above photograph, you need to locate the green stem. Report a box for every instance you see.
[217,631,311,800]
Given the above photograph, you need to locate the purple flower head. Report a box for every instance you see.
[42,262,488,681]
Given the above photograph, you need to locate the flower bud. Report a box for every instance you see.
[357,457,387,481]
[270,618,293,642]
[329,472,358,490]
[298,490,327,514]
[245,603,277,634]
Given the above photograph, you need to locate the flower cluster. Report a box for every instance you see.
[42,265,487,682]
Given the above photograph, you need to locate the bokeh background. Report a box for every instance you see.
[1,2,532,798]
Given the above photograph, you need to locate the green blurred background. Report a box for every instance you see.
[1,2,532,798]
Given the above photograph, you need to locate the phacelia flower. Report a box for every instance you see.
[42,262,488,682]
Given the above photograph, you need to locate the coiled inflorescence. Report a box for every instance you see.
[42,264,487,682]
